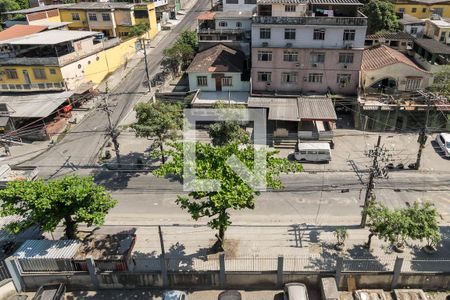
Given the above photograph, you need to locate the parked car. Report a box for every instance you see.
[284,283,309,300]
[163,290,187,300]
[32,283,65,300]
[219,290,242,300]
[294,142,331,162]
[435,133,450,157]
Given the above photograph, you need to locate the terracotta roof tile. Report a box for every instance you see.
[0,25,47,42]
[187,44,245,73]
[197,11,216,20]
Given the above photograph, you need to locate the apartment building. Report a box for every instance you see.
[389,0,450,18]
[58,2,158,39]
[251,0,367,95]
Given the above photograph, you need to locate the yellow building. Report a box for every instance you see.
[390,0,450,18]
[59,2,158,40]
[424,18,450,44]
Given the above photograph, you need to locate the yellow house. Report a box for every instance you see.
[390,0,450,18]
[59,2,158,39]
[424,18,450,44]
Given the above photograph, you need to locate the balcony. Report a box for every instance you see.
[253,12,367,26]
[198,28,247,35]
[0,82,66,92]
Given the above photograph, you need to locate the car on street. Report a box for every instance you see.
[163,290,187,300]
[284,282,309,300]
[435,133,450,157]
[219,290,242,300]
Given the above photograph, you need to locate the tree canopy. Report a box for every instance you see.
[208,102,250,146]
[162,30,197,74]
[0,175,117,239]
[428,66,450,99]
[362,0,399,34]
[132,101,183,164]
[154,141,303,250]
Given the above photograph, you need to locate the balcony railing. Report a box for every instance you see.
[0,82,66,92]
[198,28,247,35]
[253,13,367,26]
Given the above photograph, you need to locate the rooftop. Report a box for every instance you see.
[362,45,428,72]
[415,38,450,54]
[366,31,414,40]
[3,4,70,14]
[310,0,362,5]
[12,240,81,259]
[61,2,139,10]
[187,44,246,73]
[398,14,425,25]
[28,20,71,29]
[257,0,307,4]
[197,11,216,20]
[191,91,249,107]
[214,10,253,19]
[426,18,450,28]
[1,30,98,45]
[74,234,135,260]
[0,25,47,42]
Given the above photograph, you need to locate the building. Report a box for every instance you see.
[187,44,250,107]
[0,30,139,93]
[413,38,450,72]
[424,16,450,44]
[58,2,158,39]
[223,0,257,12]
[390,0,450,19]
[398,13,426,38]
[251,0,368,96]
[364,32,414,53]
[361,45,432,93]
[0,25,48,42]
[2,4,68,28]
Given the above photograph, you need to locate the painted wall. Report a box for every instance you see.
[188,72,250,92]
[0,65,64,86]
[214,18,252,30]
[251,24,367,49]
[424,20,450,44]
[223,0,256,12]
[60,9,88,29]
[251,47,362,94]
[394,3,450,18]
[361,63,432,91]
[115,10,134,26]
[270,3,308,17]
[401,23,425,38]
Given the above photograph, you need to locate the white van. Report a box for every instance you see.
[294,142,331,162]
[435,133,450,157]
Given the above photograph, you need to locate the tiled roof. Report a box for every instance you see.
[362,45,428,72]
[0,25,47,41]
[187,44,245,73]
[61,2,136,10]
[257,0,307,4]
[414,38,450,54]
[310,0,362,5]
[366,31,413,40]
[197,11,216,20]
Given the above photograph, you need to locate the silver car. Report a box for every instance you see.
[284,283,309,300]
[219,290,242,300]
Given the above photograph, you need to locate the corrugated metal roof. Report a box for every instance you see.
[4,4,70,14]
[298,97,337,121]
[13,240,81,259]
[310,0,362,5]
[2,30,97,45]
[257,0,307,4]
[415,38,450,54]
[366,31,413,40]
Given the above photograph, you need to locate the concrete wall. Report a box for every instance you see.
[402,24,425,38]
[0,280,16,299]
[214,18,252,31]
[251,24,367,49]
[188,72,250,92]
[223,0,256,12]
[270,3,308,17]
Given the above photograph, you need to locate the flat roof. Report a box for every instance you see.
[427,18,450,28]
[29,20,72,29]
[4,4,70,14]
[191,91,249,107]
[61,2,137,10]
[2,30,98,45]
[13,240,81,259]
[310,0,362,4]
[0,25,47,42]
[214,10,253,19]
[415,38,450,54]
[0,91,74,118]
[398,14,425,25]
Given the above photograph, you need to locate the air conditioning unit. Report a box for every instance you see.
[262,42,269,47]
[343,65,348,69]
[312,63,318,67]
[266,82,271,86]
[295,63,301,67]
[285,43,293,48]
[344,43,353,49]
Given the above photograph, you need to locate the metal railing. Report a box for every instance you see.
[253,13,367,26]
[198,28,247,35]
[0,82,66,92]
[0,260,11,281]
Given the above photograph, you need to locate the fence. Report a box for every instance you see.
[0,260,11,281]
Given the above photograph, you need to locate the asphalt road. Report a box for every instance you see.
[22,0,211,179]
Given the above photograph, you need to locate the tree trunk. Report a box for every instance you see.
[366,233,374,249]
[160,143,165,164]
[64,216,77,240]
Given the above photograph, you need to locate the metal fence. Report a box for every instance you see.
[0,260,11,281]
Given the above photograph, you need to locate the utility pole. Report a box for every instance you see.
[141,38,152,93]
[158,225,166,257]
[414,91,433,170]
[103,82,121,168]
[360,135,390,228]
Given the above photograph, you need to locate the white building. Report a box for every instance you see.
[399,14,425,38]
[223,0,257,12]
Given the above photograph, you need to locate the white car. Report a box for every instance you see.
[435,133,450,157]
[163,290,187,300]
[284,283,309,300]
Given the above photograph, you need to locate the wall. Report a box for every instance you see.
[251,47,362,94]
[394,3,450,18]
[251,24,367,49]
[0,65,64,86]
[361,63,432,91]
[188,72,250,92]
[115,10,134,26]
[87,11,116,32]
[402,24,425,38]
[214,18,252,30]
[223,0,257,12]
[60,10,88,29]
[424,20,450,43]
[0,280,16,299]
[271,3,308,17]
[413,53,447,73]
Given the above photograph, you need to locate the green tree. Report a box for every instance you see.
[162,30,197,75]
[405,202,442,249]
[154,142,303,251]
[0,175,117,239]
[177,30,198,51]
[428,66,450,98]
[0,0,20,19]
[132,101,182,164]
[208,102,250,146]
[362,0,399,34]
[130,22,149,37]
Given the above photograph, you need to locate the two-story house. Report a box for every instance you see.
[58,2,158,39]
[251,0,367,95]
[424,16,450,44]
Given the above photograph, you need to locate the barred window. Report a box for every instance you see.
[257,50,272,61]
[338,53,354,64]
[33,68,46,79]
[285,28,296,40]
[337,74,351,85]
[88,13,97,21]
[285,4,296,12]
[5,69,18,79]
[72,13,80,21]
[260,28,271,39]
[197,76,208,86]
[313,29,325,40]
[282,72,297,83]
[310,52,325,64]
[257,72,271,82]
[222,77,233,86]
[308,73,323,83]
[343,29,356,41]
[283,51,298,62]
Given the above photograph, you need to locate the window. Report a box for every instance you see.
[257,72,271,82]
[197,76,208,86]
[398,8,405,13]
[343,29,355,41]
[226,0,238,3]
[410,27,418,34]
[282,72,297,83]
[406,78,421,90]
[433,7,443,16]
[244,0,256,3]
[283,50,298,62]
[257,50,272,61]
[260,28,271,39]
[71,13,80,21]
[222,77,233,86]
[338,53,354,63]
[33,68,46,79]
[337,74,351,86]
[236,21,242,28]
[310,52,325,64]
[313,29,325,40]
[102,13,111,21]
[411,7,417,12]
[88,13,97,21]
[440,32,446,42]
[49,68,56,75]
[308,73,323,83]
[285,4,296,12]
[284,28,296,40]
[5,69,18,79]
[218,21,228,27]
[422,8,426,13]
[119,32,129,37]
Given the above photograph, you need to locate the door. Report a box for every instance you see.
[22,70,31,84]
[215,76,222,91]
